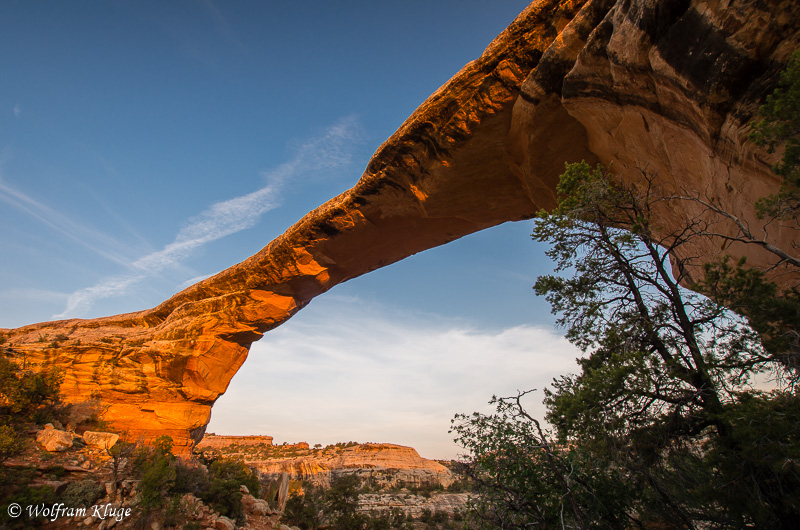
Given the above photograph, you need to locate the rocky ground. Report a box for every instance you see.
[197,436,471,527]
[358,492,469,519]
[1,426,294,529]
[3,427,472,529]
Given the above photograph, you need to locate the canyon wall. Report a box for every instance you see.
[2,0,798,450]
[249,443,454,489]
[196,435,275,449]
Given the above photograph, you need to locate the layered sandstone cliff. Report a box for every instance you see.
[248,443,454,488]
[195,436,452,487]
[196,434,275,449]
[2,0,799,450]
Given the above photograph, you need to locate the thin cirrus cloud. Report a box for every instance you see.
[0,180,137,269]
[55,115,363,318]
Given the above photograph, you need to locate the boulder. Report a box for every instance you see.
[214,516,235,530]
[36,427,73,452]
[275,472,289,511]
[83,431,120,450]
[242,494,271,516]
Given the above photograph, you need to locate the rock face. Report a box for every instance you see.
[1,0,798,450]
[36,425,74,452]
[358,492,470,519]
[82,431,120,451]
[251,443,454,489]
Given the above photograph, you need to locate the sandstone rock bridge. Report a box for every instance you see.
[2,0,799,450]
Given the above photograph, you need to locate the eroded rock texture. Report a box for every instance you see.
[251,443,454,488]
[2,0,798,450]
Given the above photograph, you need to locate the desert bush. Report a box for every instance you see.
[60,479,105,507]
[199,458,260,524]
[135,436,262,526]
[0,483,57,528]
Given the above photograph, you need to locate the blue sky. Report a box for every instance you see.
[0,1,582,459]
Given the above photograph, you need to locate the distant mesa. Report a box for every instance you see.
[2,0,798,450]
[196,434,275,449]
[200,435,455,489]
[197,434,311,453]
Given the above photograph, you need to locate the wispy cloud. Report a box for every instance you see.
[13,104,21,117]
[201,0,249,56]
[0,181,137,268]
[54,275,146,319]
[208,296,582,460]
[56,116,362,318]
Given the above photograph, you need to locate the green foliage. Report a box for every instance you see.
[134,436,262,526]
[697,256,800,373]
[284,483,326,530]
[282,476,431,529]
[135,436,178,517]
[0,424,25,464]
[455,161,800,528]
[0,483,57,528]
[749,50,800,218]
[419,508,451,526]
[702,391,800,526]
[326,474,365,529]
[41,465,66,479]
[202,458,260,523]
[0,353,65,469]
[0,355,64,427]
[452,393,635,529]
[59,479,105,507]
[171,459,209,498]
[0,352,71,526]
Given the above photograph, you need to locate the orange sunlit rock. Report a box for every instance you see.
[2,0,798,451]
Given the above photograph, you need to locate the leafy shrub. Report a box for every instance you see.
[283,475,423,530]
[60,479,105,507]
[0,484,57,528]
[173,460,210,498]
[284,485,324,530]
[0,424,25,464]
[0,353,67,523]
[0,355,64,429]
[135,436,263,526]
[196,458,261,524]
[134,436,178,518]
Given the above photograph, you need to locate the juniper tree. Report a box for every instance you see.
[453,162,800,529]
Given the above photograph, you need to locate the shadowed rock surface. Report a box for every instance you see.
[2,0,798,450]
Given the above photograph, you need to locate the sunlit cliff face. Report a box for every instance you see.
[2,0,798,451]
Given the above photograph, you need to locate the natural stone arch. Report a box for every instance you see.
[2,0,798,450]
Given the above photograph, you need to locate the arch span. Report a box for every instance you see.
[3,0,798,449]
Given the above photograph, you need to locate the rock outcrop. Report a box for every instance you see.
[196,434,275,450]
[2,0,799,449]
